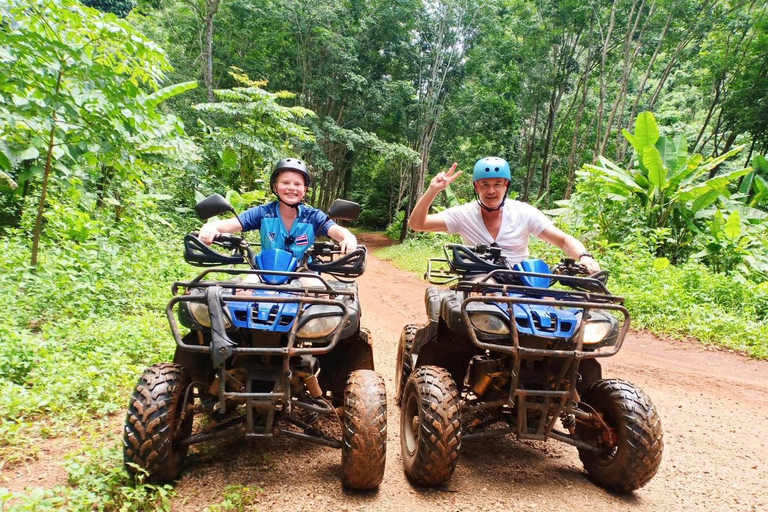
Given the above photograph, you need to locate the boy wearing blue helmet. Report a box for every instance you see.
[408,157,600,274]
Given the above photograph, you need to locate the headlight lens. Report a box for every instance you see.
[582,320,612,344]
[469,313,510,335]
[189,302,232,329]
[297,316,343,338]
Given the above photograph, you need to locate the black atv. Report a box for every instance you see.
[123,194,386,490]
[395,243,663,492]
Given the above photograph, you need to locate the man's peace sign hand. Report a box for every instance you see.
[429,162,462,193]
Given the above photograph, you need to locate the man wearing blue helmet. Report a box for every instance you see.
[408,157,600,274]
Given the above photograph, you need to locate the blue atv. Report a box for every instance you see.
[124,194,386,490]
[396,244,663,492]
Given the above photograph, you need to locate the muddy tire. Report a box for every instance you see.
[124,363,193,482]
[400,365,461,486]
[341,369,387,490]
[395,324,418,405]
[577,379,663,492]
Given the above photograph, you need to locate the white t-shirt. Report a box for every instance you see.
[437,200,553,264]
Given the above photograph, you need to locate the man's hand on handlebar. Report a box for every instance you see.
[581,257,601,275]
[198,224,221,245]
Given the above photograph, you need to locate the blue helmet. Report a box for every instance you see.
[472,157,511,182]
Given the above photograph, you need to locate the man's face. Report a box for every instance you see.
[474,178,509,209]
[275,170,308,205]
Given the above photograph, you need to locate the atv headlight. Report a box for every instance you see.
[297,316,343,339]
[582,320,612,344]
[469,313,510,335]
[189,302,232,329]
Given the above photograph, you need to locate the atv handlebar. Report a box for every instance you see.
[184,233,248,267]
[306,242,367,279]
[552,258,610,285]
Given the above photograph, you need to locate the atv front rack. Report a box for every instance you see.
[167,272,353,438]
[172,267,351,296]
[458,277,629,448]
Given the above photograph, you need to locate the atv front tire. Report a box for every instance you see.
[400,365,461,485]
[124,363,193,482]
[341,369,387,490]
[576,378,663,492]
[395,324,418,405]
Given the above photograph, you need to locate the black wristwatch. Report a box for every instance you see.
[578,251,594,260]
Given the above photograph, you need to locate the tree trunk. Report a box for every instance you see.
[32,71,63,267]
[593,0,618,162]
[598,0,646,157]
[203,0,221,102]
[522,104,541,202]
[620,11,671,161]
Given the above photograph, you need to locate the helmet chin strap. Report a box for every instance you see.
[278,198,302,210]
[474,183,510,212]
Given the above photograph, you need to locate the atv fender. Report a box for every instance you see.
[410,287,445,353]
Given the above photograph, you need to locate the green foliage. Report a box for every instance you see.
[205,485,263,512]
[194,68,315,193]
[0,225,186,461]
[582,111,754,262]
[691,208,768,276]
[0,0,198,262]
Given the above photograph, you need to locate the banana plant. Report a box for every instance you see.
[582,112,751,258]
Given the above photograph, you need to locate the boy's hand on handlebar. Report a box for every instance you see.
[339,233,357,254]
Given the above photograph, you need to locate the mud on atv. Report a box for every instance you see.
[396,244,663,492]
[123,194,386,490]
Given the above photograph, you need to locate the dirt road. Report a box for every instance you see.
[170,232,768,511]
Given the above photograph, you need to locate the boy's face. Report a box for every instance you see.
[275,170,308,205]
[474,178,509,209]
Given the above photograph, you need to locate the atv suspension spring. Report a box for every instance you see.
[304,411,319,425]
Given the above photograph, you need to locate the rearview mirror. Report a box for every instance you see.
[195,194,234,220]
[327,199,360,221]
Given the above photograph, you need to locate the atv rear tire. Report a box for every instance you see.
[124,363,193,482]
[341,370,387,490]
[395,324,418,405]
[400,365,461,485]
[577,379,663,492]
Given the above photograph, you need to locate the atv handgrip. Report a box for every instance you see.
[184,233,246,267]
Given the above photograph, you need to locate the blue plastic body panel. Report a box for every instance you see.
[256,249,298,284]
[228,248,302,331]
[227,290,301,332]
[491,298,581,338]
[499,259,580,338]
[512,259,551,288]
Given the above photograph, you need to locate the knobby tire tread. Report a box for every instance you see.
[401,365,461,485]
[578,378,663,492]
[123,363,192,482]
[341,369,387,490]
[395,324,418,405]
